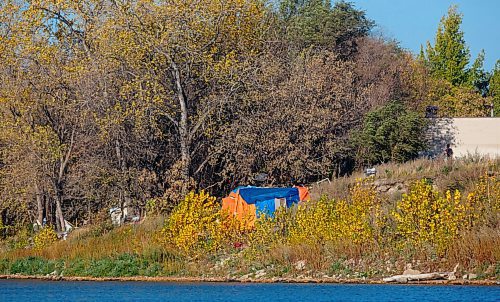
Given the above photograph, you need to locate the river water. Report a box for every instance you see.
[0,280,498,302]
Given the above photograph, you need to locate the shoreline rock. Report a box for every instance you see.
[0,274,498,286]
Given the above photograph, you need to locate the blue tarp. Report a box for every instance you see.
[236,187,301,217]
[238,187,300,204]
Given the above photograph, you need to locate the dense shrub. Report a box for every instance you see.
[288,181,382,244]
[161,191,220,252]
[353,101,427,166]
[9,257,62,275]
[160,176,498,263]
[33,227,58,251]
[1,171,497,279]
[393,180,472,254]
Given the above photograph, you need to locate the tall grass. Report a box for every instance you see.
[313,157,499,200]
[5,216,165,260]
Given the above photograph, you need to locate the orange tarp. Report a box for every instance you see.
[295,186,311,201]
[222,191,256,227]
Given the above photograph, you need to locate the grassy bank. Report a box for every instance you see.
[1,158,499,282]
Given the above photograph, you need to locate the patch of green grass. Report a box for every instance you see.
[64,258,87,276]
[329,259,353,276]
[270,264,290,277]
[0,258,11,274]
[70,253,167,277]
[9,257,63,275]
[3,253,173,277]
[85,254,144,277]
[142,262,162,277]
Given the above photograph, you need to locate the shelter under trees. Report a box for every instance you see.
[0,1,497,234]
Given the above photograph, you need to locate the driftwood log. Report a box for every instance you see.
[383,264,459,283]
[383,272,451,283]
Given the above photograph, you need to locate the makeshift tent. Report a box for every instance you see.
[222,186,310,227]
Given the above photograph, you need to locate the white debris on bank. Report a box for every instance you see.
[383,264,459,283]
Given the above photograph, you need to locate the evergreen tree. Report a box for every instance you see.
[426,5,470,85]
[418,44,426,62]
[353,101,427,165]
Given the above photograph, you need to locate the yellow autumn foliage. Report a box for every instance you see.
[161,191,219,252]
[248,207,290,249]
[288,181,382,245]
[160,191,248,253]
[161,176,497,258]
[466,173,500,226]
[392,179,482,254]
[33,227,58,251]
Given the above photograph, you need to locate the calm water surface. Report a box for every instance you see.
[0,280,499,302]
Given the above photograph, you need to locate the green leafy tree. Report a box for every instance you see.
[421,6,492,117]
[417,44,426,63]
[468,49,490,96]
[426,5,470,85]
[279,0,373,50]
[489,60,500,116]
[353,101,428,166]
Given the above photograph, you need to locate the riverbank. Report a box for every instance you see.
[1,159,498,286]
[1,274,499,286]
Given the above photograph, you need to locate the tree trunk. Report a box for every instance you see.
[179,127,191,184]
[55,184,66,232]
[54,200,61,231]
[45,196,53,227]
[115,140,131,222]
[171,59,191,188]
[35,183,44,226]
[87,198,92,225]
[53,129,74,232]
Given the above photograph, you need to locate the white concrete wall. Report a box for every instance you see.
[427,118,500,158]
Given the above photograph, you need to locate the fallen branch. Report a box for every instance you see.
[383,272,449,283]
[383,264,459,283]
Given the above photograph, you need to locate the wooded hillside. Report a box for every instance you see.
[0,1,497,233]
